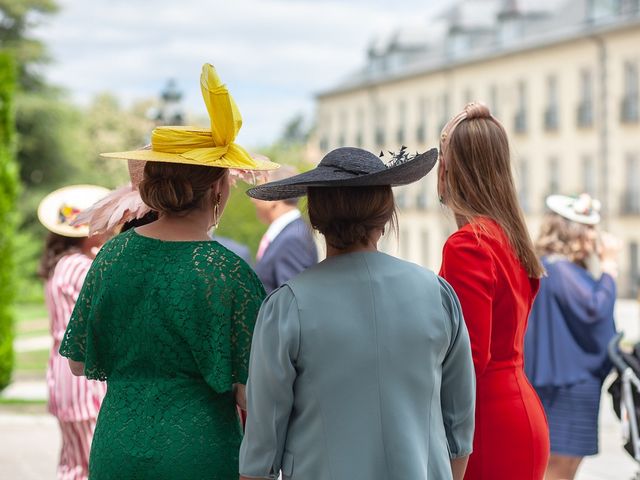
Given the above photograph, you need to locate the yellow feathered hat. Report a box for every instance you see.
[101,63,279,172]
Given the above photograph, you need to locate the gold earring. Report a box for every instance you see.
[212,193,222,229]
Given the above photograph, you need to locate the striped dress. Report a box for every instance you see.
[46,253,107,480]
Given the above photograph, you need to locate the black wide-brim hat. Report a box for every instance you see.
[247,146,438,201]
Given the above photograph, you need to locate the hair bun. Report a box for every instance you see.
[464,102,492,120]
[138,161,227,216]
[139,174,195,214]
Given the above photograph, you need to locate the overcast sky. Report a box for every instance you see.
[34,0,450,147]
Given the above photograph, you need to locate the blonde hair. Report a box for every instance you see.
[440,103,544,278]
[536,213,597,268]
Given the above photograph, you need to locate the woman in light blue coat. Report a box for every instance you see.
[240,147,476,480]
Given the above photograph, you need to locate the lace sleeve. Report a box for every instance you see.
[59,250,110,380]
[59,259,97,365]
[231,268,266,385]
[188,259,266,393]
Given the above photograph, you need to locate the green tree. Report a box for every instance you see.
[217,113,314,257]
[216,185,264,255]
[16,91,85,188]
[12,93,97,304]
[280,113,309,146]
[14,93,154,303]
[0,0,67,303]
[0,53,18,390]
[0,0,58,91]
[81,93,154,185]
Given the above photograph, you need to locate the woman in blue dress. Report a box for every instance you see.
[239,147,476,480]
[525,194,620,480]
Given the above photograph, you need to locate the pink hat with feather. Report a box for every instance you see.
[71,160,150,235]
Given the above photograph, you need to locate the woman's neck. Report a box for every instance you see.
[325,230,382,258]
[455,213,470,228]
[325,242,377,258]
[136,210,213,241]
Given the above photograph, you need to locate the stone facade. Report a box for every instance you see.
[313,0,640,296]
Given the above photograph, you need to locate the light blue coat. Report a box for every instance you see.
[240,251,475,480]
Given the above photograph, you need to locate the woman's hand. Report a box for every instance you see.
[234,383,247,411]
[451,456,469,480]
[68,359,85,376]
[599,232,621,278]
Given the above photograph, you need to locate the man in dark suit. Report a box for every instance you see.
[212,235,252,265]
[252,166,318,293]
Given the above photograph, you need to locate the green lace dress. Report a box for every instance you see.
[59,229,266,480]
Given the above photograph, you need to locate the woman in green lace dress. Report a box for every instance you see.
[59,64,278,479]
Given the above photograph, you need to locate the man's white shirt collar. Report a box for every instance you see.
[264,209,301,243]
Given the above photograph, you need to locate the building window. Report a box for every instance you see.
[587,0,619,23]
[374,103,386,147]
[416,178,429,210]
[464,88,474,105]
[577,69,594,128]
[622,154,640,214]
[337,110,347,146]
[630,242,640,297]
[416,97,427,143]
[489,84,499,118]
[518,159,530,213]
[395,186,408,209]
[544,75,559,131]
[621,61,639,123]
[621,0,640,15]
[399,227,410,259]
[439,93,450,134]
[582,155,596,196]
[356,108,364,147]
[421,230,430,267]
[319,113,330,152]
[548,157,560,195]
[514,81,528,134]
[396,100,406,144]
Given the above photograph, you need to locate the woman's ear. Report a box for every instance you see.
[210,179,224,201]
[437,161,446,202]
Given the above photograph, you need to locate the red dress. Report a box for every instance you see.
[440,219,549,480]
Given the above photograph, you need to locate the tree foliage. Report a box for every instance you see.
[81,93,154,185]
[280,113,310,146]
[14,92,154,303]
[0,52,18,390]
[0,0,58,91]
[217,113,314,257]
[16,91,85,188]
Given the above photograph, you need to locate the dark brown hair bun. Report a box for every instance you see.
[138,162,226,215]
[307,186,397,250]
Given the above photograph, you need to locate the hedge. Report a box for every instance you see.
[0,53,18,391]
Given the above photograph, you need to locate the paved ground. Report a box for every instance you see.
[579,379,639,480]
[14,336,52,352]
[0,413,60,480]
[1,300,638,479]
[0,388,637,480]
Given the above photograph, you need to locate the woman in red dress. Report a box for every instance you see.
[438,103,550,479]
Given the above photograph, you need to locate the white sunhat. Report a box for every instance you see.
[545,193,601,225]
[37,184,111,237]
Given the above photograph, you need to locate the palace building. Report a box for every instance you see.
[313,0,640,296]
